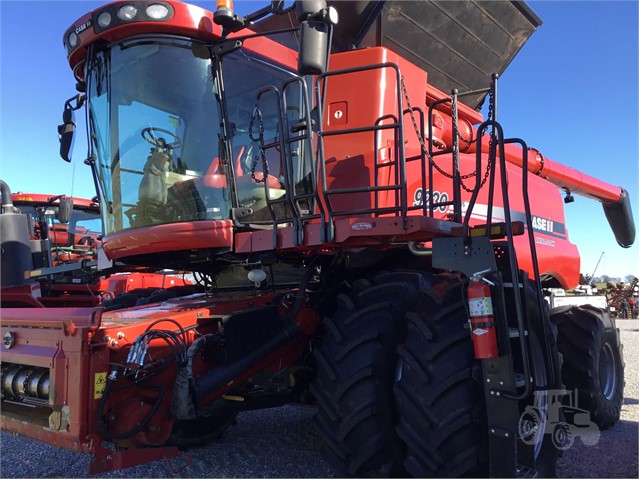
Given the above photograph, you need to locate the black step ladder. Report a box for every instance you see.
[432,76,558,477]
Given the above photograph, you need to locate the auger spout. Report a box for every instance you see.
[473,132,635,248]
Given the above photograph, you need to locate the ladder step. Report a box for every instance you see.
[503,282,524,288]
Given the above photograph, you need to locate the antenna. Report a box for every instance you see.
[589,251,605,284]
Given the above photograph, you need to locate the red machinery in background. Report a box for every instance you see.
[1,1,633,476]
[1,186,192,308]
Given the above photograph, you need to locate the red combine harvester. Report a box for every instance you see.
[1,186,192,308]
[1,1,634,476]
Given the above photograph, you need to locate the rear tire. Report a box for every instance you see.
[395,276,561,477]
[550,304,624,429]
[311,272,430,477]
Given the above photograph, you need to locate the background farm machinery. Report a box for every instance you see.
[1,0,634,476]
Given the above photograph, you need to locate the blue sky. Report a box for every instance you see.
[1,1,637,280]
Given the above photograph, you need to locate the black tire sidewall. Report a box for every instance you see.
[550,305,624,430]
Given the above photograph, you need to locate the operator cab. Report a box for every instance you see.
[86,38,310,229]
[59,0,333,269]
[58,0,336,268]
[87,37,309,225]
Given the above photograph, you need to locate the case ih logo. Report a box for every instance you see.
[75,20,91,35]
[511,211,566,239]
[531,215,555,233]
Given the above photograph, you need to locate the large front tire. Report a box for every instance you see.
[311,272,429,477]
[550,304,625,429]
[394,278,486,477]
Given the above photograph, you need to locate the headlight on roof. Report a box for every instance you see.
[93,2,174,33]
[68,31,80,48]
[117,5,138,21]
[97,11,113,29]
[146,4,170,20]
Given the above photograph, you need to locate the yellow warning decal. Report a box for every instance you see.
[94,372,107,399]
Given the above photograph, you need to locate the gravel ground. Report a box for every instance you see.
[555,320,639,478]
[1,321,637,478]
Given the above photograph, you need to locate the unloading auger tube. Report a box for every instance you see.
[425,107,635,248]
[472,132,634,248]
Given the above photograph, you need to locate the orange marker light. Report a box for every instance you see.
[214,0,241,29]
[216,0,233,12]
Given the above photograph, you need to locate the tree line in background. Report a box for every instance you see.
[580,274,638,285]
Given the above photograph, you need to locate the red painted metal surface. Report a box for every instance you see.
[310,47,581,287]
[475,138,624,204]
[2,270,192,309]
[1,308,103,453]
[58,3,621,287]
[0,284,46,308]
[0,292,312,469]
[87,434,181,475]
[102,219,234,259]
[65,0,297,78]
[5,193,194,303]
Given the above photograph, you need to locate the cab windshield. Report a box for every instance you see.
[88,37,226,233]
[87,35,308,234]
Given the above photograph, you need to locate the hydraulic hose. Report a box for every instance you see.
[170,333,223,420]
[193,320,301,405]
[97,370,165,441]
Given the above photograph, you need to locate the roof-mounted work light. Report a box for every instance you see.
[214,0,246,33]
[117,5,138,21]
[563,188,575,204]
[97,11,113,29]
[91,2,174,34]
[64,2,175,57]
[68,31,80,48]
[146,3,170,20]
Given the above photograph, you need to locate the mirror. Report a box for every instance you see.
[298,20,329,75]
[295,0,325,19]
[57,197,74,224]
[58,94,85,163]
[58,106,76,163]
[295,1,337,75]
